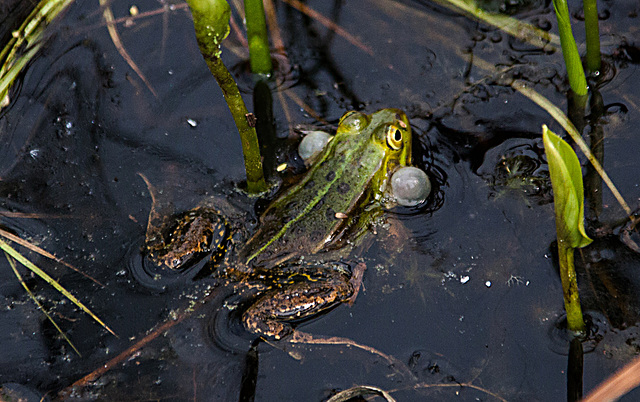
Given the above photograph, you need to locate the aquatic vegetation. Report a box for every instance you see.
[551,0,588,96]
[542,125,592,333]
[0,235,116,354]
[3,0,640,400]
[244,0,273,75]
[187,0,267,193]
[0,0,74,109]
[583,0,601,73]
[434,0,560,49]
[513,81,632,217]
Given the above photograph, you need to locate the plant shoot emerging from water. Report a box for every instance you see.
[186,0,267,193]
[542,125,592,334]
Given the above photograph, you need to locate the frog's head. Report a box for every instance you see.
[336,108,411,167]
[335,108,412,198]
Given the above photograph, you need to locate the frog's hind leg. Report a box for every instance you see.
[242,270,353,340]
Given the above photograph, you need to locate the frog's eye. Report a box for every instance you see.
[338,111,368,132]
[386,125,404,150]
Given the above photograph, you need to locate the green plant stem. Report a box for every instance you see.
[244,0,273,75]
[552,0,588,96]
[204,56,267,193]
[558,244,586,333]
[583,0,601,73]
[187,0,267,193]
[567,89,587,133]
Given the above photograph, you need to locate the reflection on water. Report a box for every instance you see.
[478,138,551,203]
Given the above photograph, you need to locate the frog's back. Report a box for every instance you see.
[239,136,386,268]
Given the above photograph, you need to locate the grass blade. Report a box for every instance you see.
[6,254,81,356]
[0,239,117,337]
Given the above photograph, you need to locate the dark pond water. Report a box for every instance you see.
[1,0,640,400]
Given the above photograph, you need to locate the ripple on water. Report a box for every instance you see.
[126,237,214,293]
[547,311,608,355]
[169,290,258,360]
[230,53,300,94]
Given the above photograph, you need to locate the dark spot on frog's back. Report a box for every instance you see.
[311,198,324,211]
[285,201,297,213]
[337,182,350,194]
[325,171,336,181]
[325,207,336,221]
[304,180,315,189]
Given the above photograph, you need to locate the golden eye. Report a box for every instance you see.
[386,125,403,150]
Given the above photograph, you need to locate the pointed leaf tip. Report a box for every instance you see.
[542,125,592,249]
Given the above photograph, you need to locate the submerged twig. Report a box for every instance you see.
[55,287,224,399]
[99,0,158,97]
[408,381,508,401]
[289,332,506,401]
[280,0,373,55]
[288,331,416,380]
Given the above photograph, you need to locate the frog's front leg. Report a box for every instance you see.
[242,271,354,340]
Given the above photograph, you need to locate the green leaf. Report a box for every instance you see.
[186,0,231,58]
[543,125,592,249]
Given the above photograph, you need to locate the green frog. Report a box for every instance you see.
[144,108,413,339]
